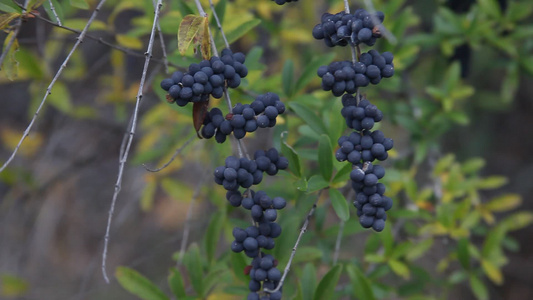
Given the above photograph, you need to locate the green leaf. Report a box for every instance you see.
[478,0,502,19]
[520,56,533,76]
[69,0,89,9]
[1,31,19,80]
[289,102,327,135]
[0,12,20,30]
[210,0,226,27]
[281,132,302,178]
[318,134,333,181]
[300,263,317,300]
[168,268,186,299]
[230,252,249,283]
[116,34,143,50]
[282,59,294,97]
[204,212,225,264]
[292,247,324,264]
[461,158,485,174]
[332,163,352,184]
[501,212,533,231]
[501,62,519,103]
[329,189,349,222]
[0,274,28,297]
[115,267,169,300]
[48,81,72,113]
[183,244,204,296]
[307,175,329,193]
[0,1,22,13]
[481,259,503,285]
[294,52,335,93]
[388,259,410,279]
[405,239,434,261]
[477,176,508,189]
[313,265,343,300]
[346,264,376,300]
[457,238,470,270]
[224,18,261,45]
[469,275,488,300]
[485,194,521,212]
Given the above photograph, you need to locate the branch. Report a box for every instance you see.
[101,0,163,284]
[0,0,107,174]
[47,0,62,26]
[208,0,229,49]
[0,0,29,70]
[142,134,196,172]
[264,190,324,294]
[30,12,173,67]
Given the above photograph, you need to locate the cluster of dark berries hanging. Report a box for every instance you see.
[214,148,287,299]
[271,0,297,5]
[317,50,394,96]
[201,93,286,143]
[313,7,395,231]
[351,162,393,231]
[160,48,248,106]
[312,9,384,47]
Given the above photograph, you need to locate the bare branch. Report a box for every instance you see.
[264,190,324,294]
[101,0,163,284]
[0,0,107,174]
[208,0,230,49]
[142,135,196,172]
[47,0,62,26]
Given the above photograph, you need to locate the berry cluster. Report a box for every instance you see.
[201,93,286,143]
[312,9,384,47]
[335,95,394,231]
[214,148,288,299]
[160,49,248,106]
[271,0,297,4]
[317,50,394,96]
[350,162,393,231]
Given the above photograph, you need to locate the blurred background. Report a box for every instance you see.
[0,0,532,299]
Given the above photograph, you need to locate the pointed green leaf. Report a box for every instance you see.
[332,163,352,184]
[289,102,328,135]
[485,194,521,212]
[281,132,302,178]
[282,59,294,97]
[346,264,376,300]
[329,189,349,222]
[115,267,169,300]
[1,31,19,80]
[457,238,470,270]
[469,275,488,300]
[406,239,433,261]
[478,0,502,19]
[69,0,89,9]
[307,175,329,193]
[501,212,533,231]
[224,19,261,45]
[300,263,317,300]
[294,52,335,93]
[388,259,410,279]
[481,259,503,285]
[313,265,343,300]
[168,268,186,299]
[477,176,508,189]
[205,212,225,263]
[183,244,204,296]
[318,134,333,181]
[230,252,249,283]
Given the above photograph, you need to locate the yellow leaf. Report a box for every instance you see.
[178,15,205,56]
[200,16,211,60]
[480,208,495,225]
[484,194,521,212]
[116,34,143,50]
[1,129,43,157]
[0,13,20,30]
[481,259,503,285]
[2,31,19,80]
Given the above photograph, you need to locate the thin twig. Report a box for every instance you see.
[176,168,209,266]
[47,0,62,26]
[0,0,106,174]
[101,0,163,284]
[208,0,230,49]
[0,0,29,70]
[151,0,169,74]
[142,135,196,172]
[264,190,324,294]
[332,220,345,265]
[29,12,173,66]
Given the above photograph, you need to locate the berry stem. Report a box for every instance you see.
[264,189,324,294]
[209,0,230,49]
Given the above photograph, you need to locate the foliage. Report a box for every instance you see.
[0,0,532,299]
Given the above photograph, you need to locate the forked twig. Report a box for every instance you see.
[142,135,196,172]
[0,0,107,174]
[101,0,163,284]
